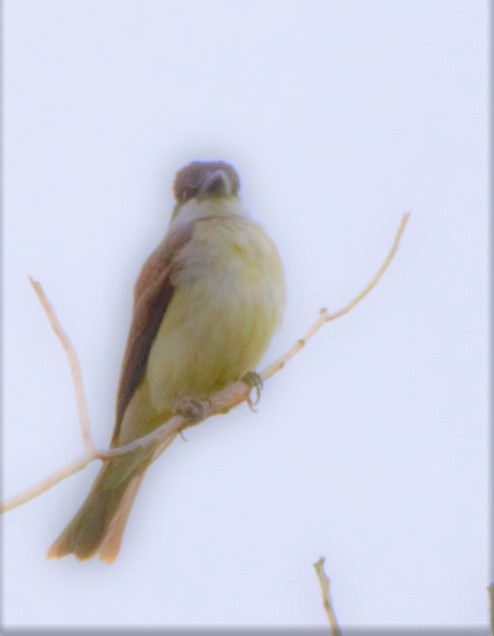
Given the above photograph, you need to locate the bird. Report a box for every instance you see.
[46,160,286,563]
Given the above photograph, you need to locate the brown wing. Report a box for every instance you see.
[112,222,194,444]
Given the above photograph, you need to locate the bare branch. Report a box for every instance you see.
[28,277,94,453]
[262,211,410,381]
[1,451,98,513]
[0,381,252,514]
[313,556,342,635]
[1,213,410,514]
[488,584,494,636]
[324,211,410,322]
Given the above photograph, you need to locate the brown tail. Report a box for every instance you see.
[46,459,145,563]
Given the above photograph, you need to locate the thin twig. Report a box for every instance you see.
[28,277,94,453]
[313,557,342,635]
[262,211,410,381]
[324,211,410,322]
[1,451,97,513]
[488,584,494,636]
[1,213,410,514]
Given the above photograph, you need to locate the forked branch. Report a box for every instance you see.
[1,212,410,514]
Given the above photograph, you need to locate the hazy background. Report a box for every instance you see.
[2,0,489,629]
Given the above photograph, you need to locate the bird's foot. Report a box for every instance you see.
[242,371,263,412]
[175,396,212,426]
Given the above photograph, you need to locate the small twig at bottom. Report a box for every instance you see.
[313,556,342,636]
[488,584,494,636]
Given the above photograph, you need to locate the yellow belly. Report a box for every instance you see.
[146,216,285,413]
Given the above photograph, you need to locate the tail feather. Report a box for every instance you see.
[46,461,143,562]
[98,473,144,563]
[47,433,177,563]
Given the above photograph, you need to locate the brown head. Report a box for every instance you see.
[173,161,240,204]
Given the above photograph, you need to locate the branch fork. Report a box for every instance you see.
[1,212,410,514]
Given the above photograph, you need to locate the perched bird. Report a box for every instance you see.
[47,160,286,563]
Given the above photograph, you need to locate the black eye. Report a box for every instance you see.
[181,186,197,201]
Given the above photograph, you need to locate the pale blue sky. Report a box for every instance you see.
[3,0,489,629]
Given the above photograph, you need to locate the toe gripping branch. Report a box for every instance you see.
[242,371,263,412]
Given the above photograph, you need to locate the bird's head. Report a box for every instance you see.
[173,161,240,204]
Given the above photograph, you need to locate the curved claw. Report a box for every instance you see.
[242,371,263,412]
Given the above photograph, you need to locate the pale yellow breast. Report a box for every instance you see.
[146,215,285,414]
